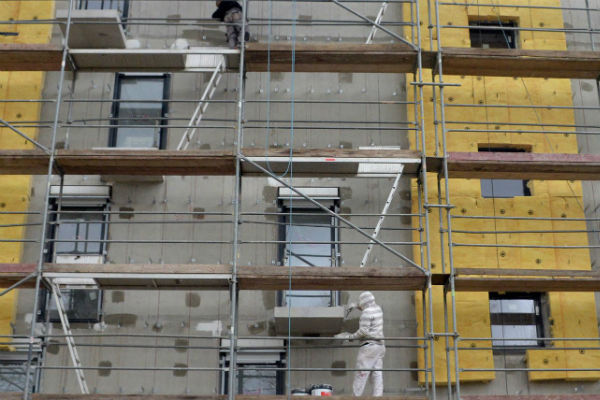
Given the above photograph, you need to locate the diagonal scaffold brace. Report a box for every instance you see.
[360,166,404,267]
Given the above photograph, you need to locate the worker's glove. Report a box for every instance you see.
[334,332,351,339]
[344,302,357,319]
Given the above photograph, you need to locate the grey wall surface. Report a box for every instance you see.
[8,0,600,396]
[16,0,417,395]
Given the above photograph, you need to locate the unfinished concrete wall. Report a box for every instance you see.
[14,0,418,395]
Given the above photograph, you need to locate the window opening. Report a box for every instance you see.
[490,293,545,349]
[277,202,340,308]
[110,73,170,149]
[479,147,531,198]
[220,340,285,395]
[39,201,108,323]
[54,208,105,255]
[470,20,517,49]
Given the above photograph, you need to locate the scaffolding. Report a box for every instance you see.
[1,0,600,399]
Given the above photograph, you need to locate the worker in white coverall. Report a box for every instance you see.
[335,291,386,397]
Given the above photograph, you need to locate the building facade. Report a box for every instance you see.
[0,0,599,397]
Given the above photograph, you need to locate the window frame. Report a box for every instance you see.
[469,19,518,49]
[220,349,285,395]
[109,73,171,149]
[77,0,130,21]
[51,206,108,256]
[40,289,104,324]
[38,201,109,323]
[489,292,546,351]
[276,201,341,308]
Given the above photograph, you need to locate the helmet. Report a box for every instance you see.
[358,291,375,310]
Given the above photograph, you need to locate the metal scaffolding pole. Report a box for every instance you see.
[22,1,75,398]
[413,0,438,398]
[239,155,426,273]
[0,118,50,154]
[331,0,418,48]
[423,1,455,395]
[434,0,463,397]
[0,0,480,394]
[228,0,249,397]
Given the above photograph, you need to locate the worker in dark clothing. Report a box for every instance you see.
[212,0,248,48]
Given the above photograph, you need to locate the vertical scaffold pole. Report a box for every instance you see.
[413,0,437,399]
[229,0,249,398]
[433,0,462,398]
[23,1,75,398]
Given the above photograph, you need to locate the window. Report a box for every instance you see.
[277,188,340,308]
[54,207,105,255]
[481,179,530,198]
[0,357,40,393]
[479,147,531,198]
[220,340,285,395]
[490,293,545,348]
[46,289,103,323]
[39,193,109,323]
[77,0,130,19]
[470,20,517,49]
[110,74,170,149]
[232,365,282,394]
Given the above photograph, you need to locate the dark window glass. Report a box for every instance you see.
[239,365,278,394]
[490,293,544,348]
[55,208,104,255]
[47,289,103,323]
[110,74,170,149]
[470,21,517,49]
[77,0,129,19]
[481,178,530,198]
[278,208,339,307]
[479,147,531,198]
[222,363,285,395]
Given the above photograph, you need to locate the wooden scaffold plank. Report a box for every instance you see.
[0,264,428,291]
[0,149,423,177]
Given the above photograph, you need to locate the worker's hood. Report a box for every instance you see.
[358,291,376,310]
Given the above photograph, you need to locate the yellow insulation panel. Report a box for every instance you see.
[527,349,567,381]
[0,1,54,44]
[407,0,600,383]
[0,1,54,350]
[415,288,495,384]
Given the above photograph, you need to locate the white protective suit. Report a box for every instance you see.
[336,291,385,396]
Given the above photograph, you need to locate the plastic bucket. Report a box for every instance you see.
[310,384,333,396]
[292,389,309,396]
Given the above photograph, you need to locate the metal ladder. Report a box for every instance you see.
[360,166,404,267]
[366,1,389,44]
[49,281,89,394]
[176,59,225,150]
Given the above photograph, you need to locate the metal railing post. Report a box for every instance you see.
[23,0,75,398]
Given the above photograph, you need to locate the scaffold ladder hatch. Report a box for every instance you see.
[49,281,89,394]
[365,1,388,44]
[360,165,404,267]
[177,59,225,151]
